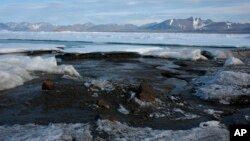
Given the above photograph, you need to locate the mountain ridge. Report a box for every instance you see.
[1,17,250,33]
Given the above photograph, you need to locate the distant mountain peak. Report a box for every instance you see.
[0,17,249,33]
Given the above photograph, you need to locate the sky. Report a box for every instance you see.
[0,0,250,25]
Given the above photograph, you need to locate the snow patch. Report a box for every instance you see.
[169,19,174,26]
[193,17,206,30]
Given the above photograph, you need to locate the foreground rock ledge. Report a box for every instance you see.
[0,120,229,141]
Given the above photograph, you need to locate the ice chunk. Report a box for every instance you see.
[194,71,250,102]
[96,120,229,141]
[224,57,244,66]
[144,48,207,60]
[0,55,80,91]
[117,104,130,115]
[58,65,81,78]
[84,78,114,92]
[0,123,92,141]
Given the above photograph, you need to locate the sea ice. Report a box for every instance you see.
[0,31,249,48]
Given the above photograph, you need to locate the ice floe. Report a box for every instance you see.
[194,71,250,103]
[0,55,80,91]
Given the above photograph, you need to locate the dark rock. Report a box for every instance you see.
[56,46,64,50]
[42,80,54,90]
[56,52,141,60]
[201,50,215,60]
[97,99,110,109]
[137,81,158,102]
[231,49,250,60]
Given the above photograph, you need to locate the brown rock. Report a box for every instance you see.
[137,81,158,102]
[42,80,54,90]
[97,99,110,109]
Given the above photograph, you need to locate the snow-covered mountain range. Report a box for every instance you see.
[1,17,250,33]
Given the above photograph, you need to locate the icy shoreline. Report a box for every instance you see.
[0,120,229,141]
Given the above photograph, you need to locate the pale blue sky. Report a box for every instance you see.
[0,0,250,25]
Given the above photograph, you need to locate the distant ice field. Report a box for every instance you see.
[0,31,250,48]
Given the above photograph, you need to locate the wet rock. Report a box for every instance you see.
[106,115,118,122]
[56,46,64,50]
[137,81,158,102]
[231,48,250,59]
[42,80,54,90]
[201,50,215,60]
[56,52,141,60]
[97,99,110,109]
[163,78,187,95]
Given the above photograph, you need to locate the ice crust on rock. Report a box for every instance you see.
[0,55,80,91]
[84,78,114,92]
[194,71,250,102]
[96,120,229,141]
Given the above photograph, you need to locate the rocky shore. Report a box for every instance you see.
[0,48,249,141]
